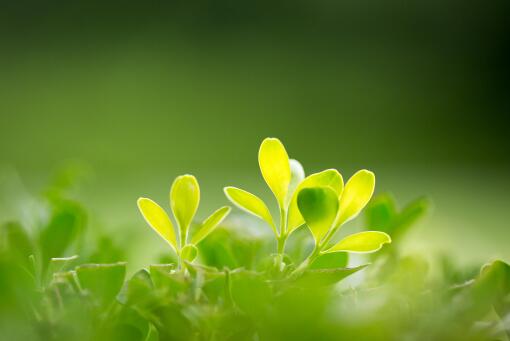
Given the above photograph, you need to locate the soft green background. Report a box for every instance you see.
[1,1,509,270]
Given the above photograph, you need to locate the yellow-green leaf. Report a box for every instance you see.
[137,198,177,251]
[286,159,305,205]
[191,206,231,244]
[287,169,343,232]
[224,187,276,234]
[258,137,291,208]
[327,231,391,253]
[170,175,200,244]
[181,244,198,262]
[297,187,339,243]
[336,170,375,226]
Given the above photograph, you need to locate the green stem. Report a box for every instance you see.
[290,245,321,279]
[275,207,288,271]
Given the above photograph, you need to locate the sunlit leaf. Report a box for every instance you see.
[224,186,276,234]
[286,159,305,205]
[336,170,375,226]
[181,244,198,262]
[258,137,291,207]
[137,198,177,251]
[288,169,343,232]
[76,262,126,306]
[297,187,339,243]
[327,231,391,253]
[191,206,231,244]
[170,175,200,245]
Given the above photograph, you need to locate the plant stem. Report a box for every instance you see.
[289,245,321,279]
[275,207,288,271]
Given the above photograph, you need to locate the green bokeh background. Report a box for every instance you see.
[1,1,509,270]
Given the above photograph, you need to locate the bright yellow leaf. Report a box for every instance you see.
[326,231,391,253]
[258,137,291,208]
[191,206,231,244]
[170,175,200,245]
[297,187,339,243]
[336,170,375,226]
[137,197,177,252]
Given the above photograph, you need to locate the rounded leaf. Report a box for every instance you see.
[297,187,339,243]
[191,206,231,244]
[327,231,391,253]
[181,244,198,262]
[137,198,177,251]
[258,137,291,208]
[170,175,200,239]
[288,169,344,232]
[224,186,276,234]
[336,170,375,226]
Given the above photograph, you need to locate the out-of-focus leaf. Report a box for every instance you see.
[76,262,126,306]
[470,260,510,318]
[224,187,276,234]
[258,137,291,208]
[296,264,368,287]
[336,170,375,226]
[231,270,271,317]
[191,206,231,244]
[286,159,305,205]
[393,197,429,239]
[327,231,391,253]
[39,200,86,268]
[310,252,348,269]
[181,244,198,262]
[1,222,33,266]
[149,264,189,294]
[170,174,200,244]
[137,198,178,252]
[297,187,339,243]
[118,269,154,307]
[88,236,125,263]
[287,169,343,233]
[365,194,397,233]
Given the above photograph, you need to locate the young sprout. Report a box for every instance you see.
[137,175,231,269]
[293,170,392,274]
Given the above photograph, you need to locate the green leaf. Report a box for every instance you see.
[297,187,339,243]
[191,206,231,244]
[224,186,276,234]
[327,231,391,253]
[286,159,305,205]
[137,198,178,252]
[296,264,368,287]
[76,262,126,306]
[1,222,33,266]
[258,137,291,208]
[365,193,397,233]
[287,169,343,233]
[170,174,200,245]
[393,197,429,239]
[181,244,198,262]
[336,170,375,226]
[310,252,348,269]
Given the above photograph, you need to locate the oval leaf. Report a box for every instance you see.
[327,231,391,253]
[336,170,375,226]
[286,159,305,205]
[76,262,126,306]
[181,244,198,262]
[258,137,291,208]
[297,187,339,243]
[191,206,231,244]
[288,169,343,232]
[224,186,276,234]
[137,198,177,251]
[170,175,200,244]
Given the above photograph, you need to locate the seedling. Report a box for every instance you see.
[137,174,231,269]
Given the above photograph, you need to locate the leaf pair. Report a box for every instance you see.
[137,175,231,261]
[296,170,391,253]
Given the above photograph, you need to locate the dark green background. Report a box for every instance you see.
[1,1,509,269]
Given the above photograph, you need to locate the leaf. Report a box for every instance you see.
[1,222,33,266]
[287,169,344,232]
[191,206,231,244]
[76,262,126,306]
[286,159,305,205]
[170,174,200,245]
[296,264,368,287]
[327,231,391,253]
[224,186,276,234]
[297,187,339,243]
[336,170,375,226]
[258,137,291,208]
[181,244,198,262]
[393,197,429,239]
[365,193,397,233]
[310,252,348,269]
[137,198,177,252]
